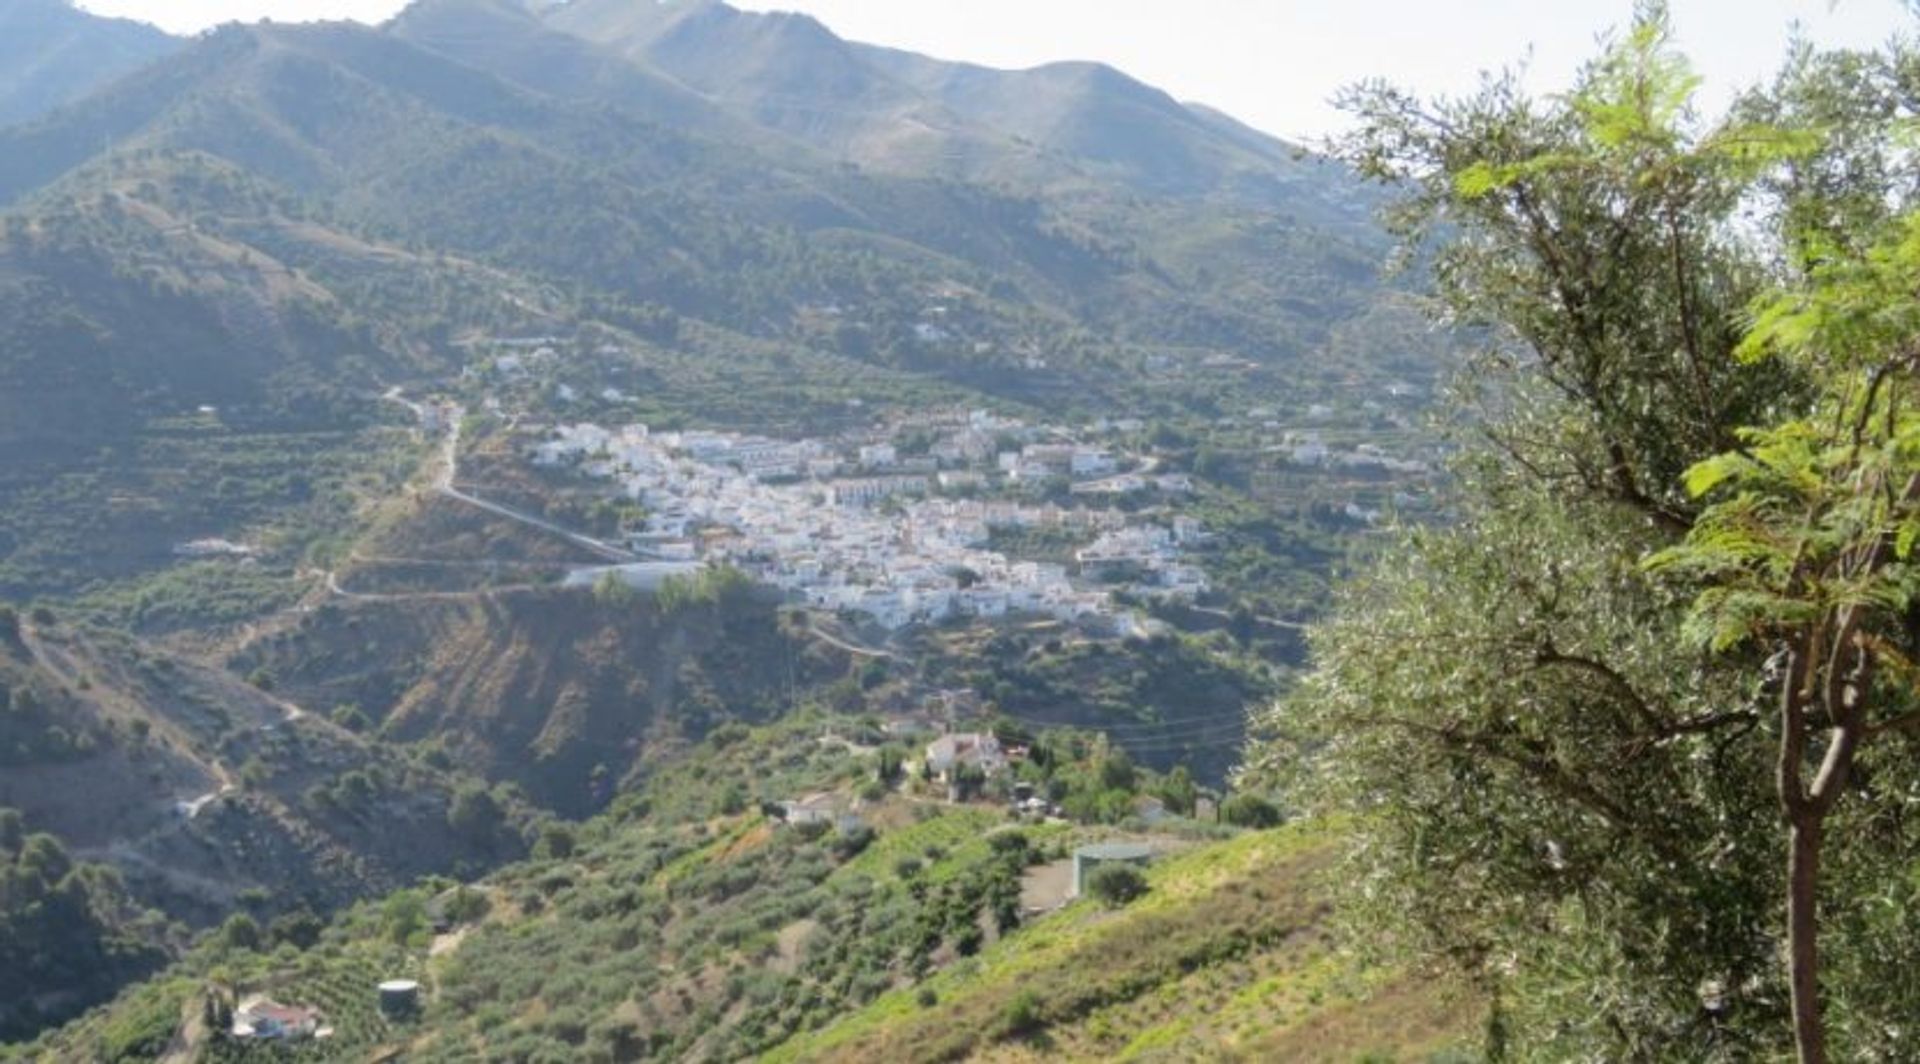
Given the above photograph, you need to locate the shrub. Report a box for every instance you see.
[534,823,577,860]
[1220,793,1281,829]
[448,784,503,843]
[218,913,263,952]
[1097,751,1137,792]
[987,831,1030,857]
[330,702,370,732]
[444,885,492,925]
[998,990,1045,1040]
[382,889,427,944]
[269,908,323,949]
[1084,863,1149,908]
[831,826,875,860]
[592,571,640,607]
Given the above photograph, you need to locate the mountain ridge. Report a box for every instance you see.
[539,0,1341,206]
[0,0,179,128]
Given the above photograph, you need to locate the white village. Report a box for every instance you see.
[528,409,1213,635]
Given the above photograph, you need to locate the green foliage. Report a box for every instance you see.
[1084,863,1149,908]
[1157,765,1197,815]
[1220,793,1280,830]
[217,914,262,953]
[0,670,105,767]
[17,717,1465,1062]
[764,827,1464,1061]
[533,823,577,861]
[382,890,428,946]
[269,908,324,950]
[998,990,1045,1040]
[1261,9,1920,1059]
[330,702,371,732]
[0,821,170,1041]
[653,565,754,614]
[447,785,504,846]
[443,885,491,926]
[90,982,188,1064]
[590,570,639,608]
[987,830,1030,857]
[1653,208,1920,650]
[1645,158,1920,1059]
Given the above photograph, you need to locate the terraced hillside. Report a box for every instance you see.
[10,715,1478,1062]
[763,828,1473,1062]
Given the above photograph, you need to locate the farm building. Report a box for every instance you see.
[232,998,324,1041]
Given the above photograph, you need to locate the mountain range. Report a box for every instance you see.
[0,0,1423,602]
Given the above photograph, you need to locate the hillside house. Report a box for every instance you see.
[1070,448,1117,478]
[232,999,324,1042]
[777,795,837,827]
[776,795,864,835]
[924,732,1008,782]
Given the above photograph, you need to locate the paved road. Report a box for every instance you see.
[805,623,897,660]
[323,567,544,602]
[389,390,637,564]
[439,480,637,563]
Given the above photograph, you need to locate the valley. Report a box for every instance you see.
[0,0,1460,1058]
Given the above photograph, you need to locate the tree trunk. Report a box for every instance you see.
[1787,814,1826,1064]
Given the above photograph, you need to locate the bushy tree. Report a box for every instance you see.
[448,784,503,845]
[383,889,427,945]
[1259,11,1920,1060]
[217,913,262,953]
[534,823,577,860]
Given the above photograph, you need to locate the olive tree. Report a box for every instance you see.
[1259,11,1920,1059]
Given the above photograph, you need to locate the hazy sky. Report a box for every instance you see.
[75,0,1915,141]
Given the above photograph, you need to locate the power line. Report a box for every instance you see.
[1011,711,1256,735]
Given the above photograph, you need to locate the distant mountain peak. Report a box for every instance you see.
[393,0,567,16]
[2,0,172,36]
[0,0,179,128]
